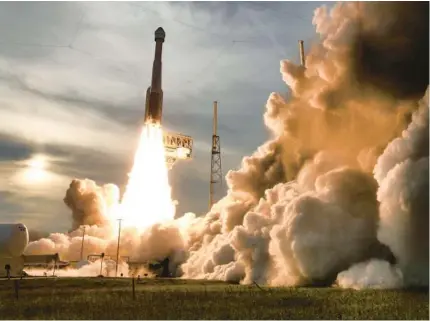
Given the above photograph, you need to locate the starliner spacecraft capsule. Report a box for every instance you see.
[144,27,165,124]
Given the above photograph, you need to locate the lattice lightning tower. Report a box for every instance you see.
[209,101,222,210]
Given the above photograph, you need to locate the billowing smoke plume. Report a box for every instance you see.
[335,89,429,289]
[180,1,428,287]
[25,201,195,270]
[336,259,404,290]
[374,89,429,287]
[181,1,428,287]
[25,2,428,288]
[64,179,119,230]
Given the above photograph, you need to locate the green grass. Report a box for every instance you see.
[0,277,428,319]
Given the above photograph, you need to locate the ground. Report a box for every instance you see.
[0,277,428,319]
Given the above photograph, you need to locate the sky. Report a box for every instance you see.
[0,1,328,233]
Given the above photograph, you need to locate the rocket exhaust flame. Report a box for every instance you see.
[119,123,175,230]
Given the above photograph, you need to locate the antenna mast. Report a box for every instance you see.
[298,40,305,67]
[209,101,222,210]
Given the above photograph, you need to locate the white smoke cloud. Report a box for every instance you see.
[25,259,129,277]
[182,154,390,286]
[64,179,120,230]
[336,259,404,290]
[374,89,429,287]
[25,190,194,275]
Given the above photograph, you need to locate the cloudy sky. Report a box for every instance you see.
[0,1,328,232]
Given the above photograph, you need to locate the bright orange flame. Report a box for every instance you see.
[118,123,176,230]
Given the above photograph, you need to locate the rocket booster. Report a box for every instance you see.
[144,27,165,124]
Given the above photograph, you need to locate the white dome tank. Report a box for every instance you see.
[0,223,29,257]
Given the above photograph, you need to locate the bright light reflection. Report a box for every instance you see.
[22,154,49,184]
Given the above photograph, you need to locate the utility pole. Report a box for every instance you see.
[209,101,222,210]
[80,226,86,261]
[100,252,105,276]
[115,219,123,277]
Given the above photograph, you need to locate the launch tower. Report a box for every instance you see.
[209,101,222,210]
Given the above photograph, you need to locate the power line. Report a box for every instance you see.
[0,6,141,85]
[0,41,68,48]
[66,45,137,79]
[0,6,86,50]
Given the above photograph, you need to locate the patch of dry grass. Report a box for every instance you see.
[0,277,427,319]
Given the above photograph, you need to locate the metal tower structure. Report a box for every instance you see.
[209,101,222,210]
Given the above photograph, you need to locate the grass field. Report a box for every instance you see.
[0,277,428,319]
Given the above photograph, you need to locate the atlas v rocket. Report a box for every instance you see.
[144,27,165,124]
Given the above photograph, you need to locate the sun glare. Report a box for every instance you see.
[118,124,176,230]
[28,155,47,170]
[23,154,49,184]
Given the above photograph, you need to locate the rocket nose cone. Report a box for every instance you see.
[155,27,165,41]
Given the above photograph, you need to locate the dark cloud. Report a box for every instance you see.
[28,229,49,242]
[1,63,264,156]
[0,191,18,209]
[171,1,317,22]
[0,66,143,125]
[46,145,129,184]
[0,192,69,232]
[0,135,33,161]
[353,1,429,100]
